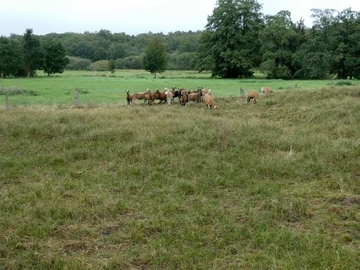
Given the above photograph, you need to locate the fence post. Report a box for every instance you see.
[75,88,79,107]
[240,87,244,97]
[5,92,9,109]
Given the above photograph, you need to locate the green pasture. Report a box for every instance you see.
[1,70,358,107]
[0,86,359,269]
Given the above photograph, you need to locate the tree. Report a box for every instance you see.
[259,11,305,79]
[23,29,43,77]
[143,37,167,78]
[109,43,127,60]
[197,0,265,78]
[74,42,96,61]
[43,38,69,76]
[329,8,360,79]
[108,59,116,73]
[0,37,24,77]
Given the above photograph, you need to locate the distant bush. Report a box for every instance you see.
[79,89,89,94]
[115,56,144,69]
[333,81,352,86]
[66,56,92,70]
[0,87,38,96]
[89,60,110,71]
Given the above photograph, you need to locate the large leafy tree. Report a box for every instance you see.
[23,29,43,77]
[259,11,307,79]
[197,0,264,78]
[345,11,360,79]
[143,37,167,78]
[292,9,338,79]
[329,8,360,79]
[43,38,69,76]
[292,8,360,79]
[0,37,24,77]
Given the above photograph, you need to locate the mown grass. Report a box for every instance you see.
[0,85,359,269]
[1,70,359,107]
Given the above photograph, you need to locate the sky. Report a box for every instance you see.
[1,0,359,37]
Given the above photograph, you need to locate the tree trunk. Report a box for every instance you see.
[153,72,156,79]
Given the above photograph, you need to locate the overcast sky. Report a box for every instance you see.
[1,0,359,36]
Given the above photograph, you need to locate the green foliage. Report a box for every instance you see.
[116,55,144,69]
[260,11,306,79]
[294,8,360,79]
[143,37,168,78]
[108,42,127,59]
[65,56,92,70]
[198,0,264,78]
[0,37,24,77]
[331,80,353,86]
[57,30,201,70]
[330,8,360,79]
[42,38,69,76]
[89,60,110,71]
[23,29,44,77]
[108,59,116,73]
[0,86,359,268]
[168,52,196,70]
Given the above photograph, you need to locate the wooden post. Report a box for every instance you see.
[240,87,244,96]
[5,92,9,109]
[75,88,79,107]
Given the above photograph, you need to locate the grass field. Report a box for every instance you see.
[0,71,360,269]
[1,69,358,107]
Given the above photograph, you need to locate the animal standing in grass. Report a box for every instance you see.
[166,90,174,105]
[188,92,201,104]
[171,87,180,103]
[131,89,150,104]
[198,87,212,101]
[179,88,188,106]
[261,86,274,95]
[154,90,168,104]
[247,90,259,103]
[144,90,155,105]
[204,92,217,109]
[126,91,133,105]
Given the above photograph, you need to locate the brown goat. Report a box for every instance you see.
[166,90,174,105]
[179,89,188,106]
[131,89,150,104]
[154,90,167,104]
[204,93,217,109]
[144,90,155,105]
[247,90,259,103]
[261,86,274,95]
[126,90,133,105]
[188,92,201,103]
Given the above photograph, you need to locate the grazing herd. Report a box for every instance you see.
[125,86,274,109]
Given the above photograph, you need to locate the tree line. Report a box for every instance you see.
[198,0,360,79]
[1,0,360,79]
[0,29,69,77]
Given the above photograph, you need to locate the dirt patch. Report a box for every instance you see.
[329,196,360,206]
